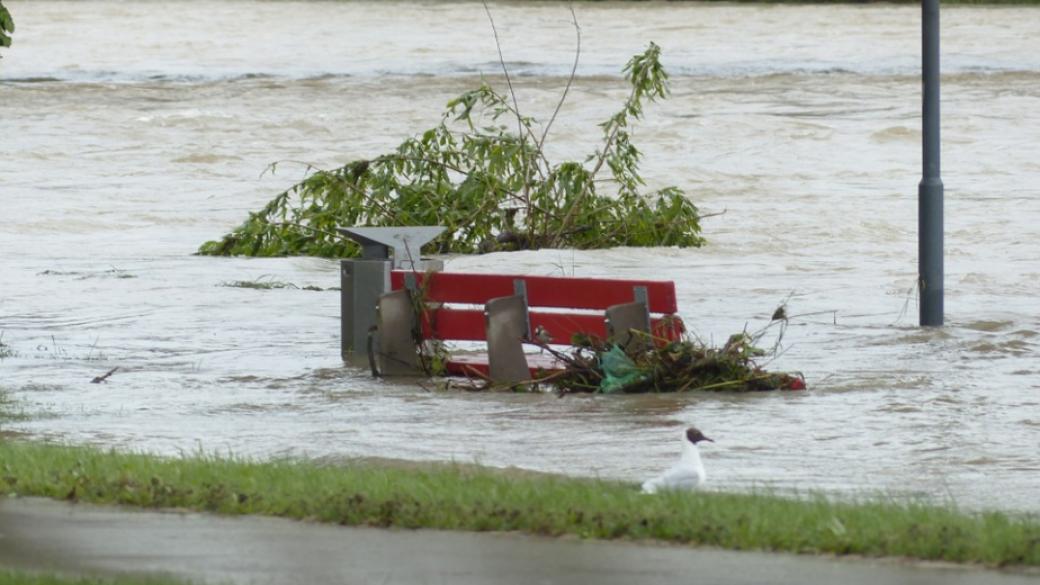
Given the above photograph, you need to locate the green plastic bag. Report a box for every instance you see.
[599,345,647,393]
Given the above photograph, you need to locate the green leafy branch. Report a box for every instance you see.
[0,1,14,50]
[199,35,704,258]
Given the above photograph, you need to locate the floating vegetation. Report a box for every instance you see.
[219,279,299,290]
[0,332,14,359]
[218,277,336,291]
[198,41,704,258]
[37,267,136,280]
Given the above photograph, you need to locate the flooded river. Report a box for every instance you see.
[2,1,1039,511]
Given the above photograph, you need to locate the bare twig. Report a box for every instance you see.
[530,338,592,370]
[365,325,385,378]
[537,4,581,154]
[550,82,640,246]
[259,159,321,180]
[891,282,917,326]
[698,208,728,220]
[482,0,532,208]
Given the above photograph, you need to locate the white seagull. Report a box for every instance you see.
[641,427,714,494]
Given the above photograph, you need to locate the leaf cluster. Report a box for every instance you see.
[198,43,705,257]
[0,1,14,49]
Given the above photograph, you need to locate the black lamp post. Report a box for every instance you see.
[919,0,944,326]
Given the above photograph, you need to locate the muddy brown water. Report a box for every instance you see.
[1,1,1039,511]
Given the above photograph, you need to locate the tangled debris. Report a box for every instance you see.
[218,277,337,291]
[403,285,806,394]
[534,324,804,394]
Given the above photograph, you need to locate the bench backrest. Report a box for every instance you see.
[390,271,683,343]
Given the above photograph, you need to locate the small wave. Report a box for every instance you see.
[876,404,922,414]
[871,126,919,144]
[962,457,999,466]
[203,402,310,415]
[4,69,328,85]
[172,153,244,164]
[299,72,349,82]
[963,320,1014,332]
[967,339,1032,355]
[1,76,63,83]
[872,329,953,345]
[136,109,237,125]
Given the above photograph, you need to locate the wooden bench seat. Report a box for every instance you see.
[371,270,686,384]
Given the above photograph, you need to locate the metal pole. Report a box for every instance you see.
[919,0,944,326]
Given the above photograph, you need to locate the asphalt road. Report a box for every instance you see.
[0,497,1036,585]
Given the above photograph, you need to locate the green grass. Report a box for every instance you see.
[0,569,192,585]
[2,442,1039,567]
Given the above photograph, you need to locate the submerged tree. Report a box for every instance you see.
[199,42,704,258]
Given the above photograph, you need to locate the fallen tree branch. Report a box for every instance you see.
[90,367,118,384]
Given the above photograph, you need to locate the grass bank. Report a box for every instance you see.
[2,442,1039,568]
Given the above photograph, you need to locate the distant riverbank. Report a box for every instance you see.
[565,0,1040,4]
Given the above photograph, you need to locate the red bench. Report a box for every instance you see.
[371,270,685,384]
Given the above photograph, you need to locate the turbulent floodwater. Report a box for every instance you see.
[2,1,1039,511]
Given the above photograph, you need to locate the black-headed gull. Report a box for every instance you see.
[641,427,713,494]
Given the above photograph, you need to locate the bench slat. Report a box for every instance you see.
[423,308,683,344]
[445,353,564,379]
[392,271,678,314]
